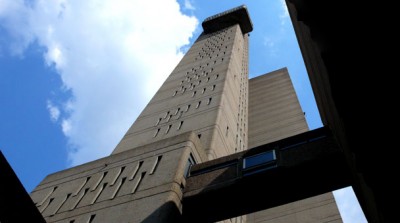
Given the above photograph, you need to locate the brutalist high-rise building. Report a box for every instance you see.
[29,6,342,223]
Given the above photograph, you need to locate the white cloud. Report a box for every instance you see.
[0,0,198,166]
[47,101,61,122]
[279,0,290,25]
[184,0,195,11]
[263,37,278,57]
[333,187,368,223]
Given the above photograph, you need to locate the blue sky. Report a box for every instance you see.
[0,0,366,222]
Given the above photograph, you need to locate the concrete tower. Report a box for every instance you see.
[28,6,342,223]
[112,6,252,159]
[29,6,253,223]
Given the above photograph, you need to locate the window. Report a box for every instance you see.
[173,91,177,96]
[165,125,172,134]
[183,153,197,178]
[192,91,196,97]
[174,108,180,115]
[243,150,276,170]
[154,128,160,137]
[155,118,161,126]
[150,156,162,174]
[164,111,169,119]
[185,104,191,112]
[196,101,201,108]
[207,98,212,105]
[88,214,96,223]
[177,121,183,130]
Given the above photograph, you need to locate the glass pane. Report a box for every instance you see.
[243,150,275,169]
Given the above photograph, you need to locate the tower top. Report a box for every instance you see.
[202,5,253,34]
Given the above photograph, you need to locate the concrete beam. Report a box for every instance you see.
[182,128,351,222]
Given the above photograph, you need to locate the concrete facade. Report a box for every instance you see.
[29,6,343,223]
[112,22,250,160]
[246,69,342,223]
[30,132,206,223]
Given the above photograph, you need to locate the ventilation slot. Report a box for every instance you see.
[91,183,107,204]
[131,172,146,194]
[91,172,108,191]
[40,198,54,213]
[88,214,96,223]
[129,161,143,181]
[71,188,89,210]
[38,186,58,207]
[154,128,160,137]
[73,177,90,197]
[177,121,184,130]
[51,193,71,216]
[111,177,126,199]
[196,101,201,108]
[165,125,172,134]
[110,166,125,186]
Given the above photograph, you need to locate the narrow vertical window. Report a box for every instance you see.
[177,121,184,130]
[155,118,161,126]
[202,88,206,94]
[150,155,162,175]
[196,101,201,108]
[207,77,210,82]
[71,188,89,210]
[176,111,183,119]
[215,74,219,79]
[185,104,191,112]
[166,115,172,122]
[198,134,202,139]
[91,172,107,191]
[173,91,177,96]
[174,108,180,115]
[165,125,172,134]
[164,111,169,119]
[40,198,54,213]
[207,98,212,105]
[129,161,143,181]
[154,128,160,137]
[192,91,196,97]
[110,166,125,186]
[88,214,96,223]
[212,85,216,90]
[226,126,229,136]
[131,172,146,194]
[111,177,126,199]
[51,193,71,216]
[38,186,58,206]
[91,183,107,204]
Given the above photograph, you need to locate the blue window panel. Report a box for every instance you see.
[243,150,276,169]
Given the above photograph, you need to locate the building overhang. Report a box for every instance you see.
[202,5,253,34]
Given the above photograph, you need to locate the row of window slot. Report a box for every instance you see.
[154,98,213,137]
[37,156,164,217]
[37,161,156,216]
[174,81,217,97]
[196,51,226,60]
[181,75,218,87]
[185,68,214,78]
[200,45,228,52]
